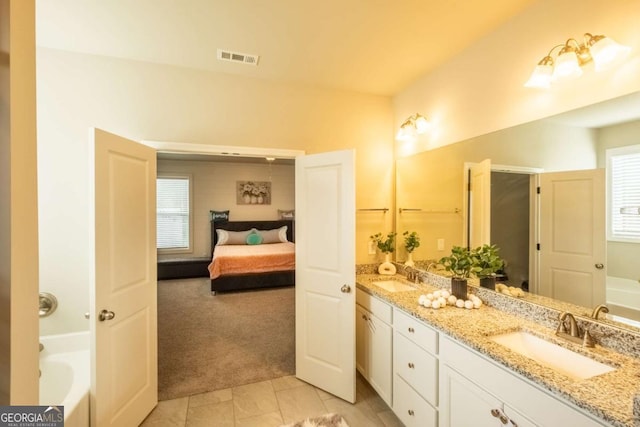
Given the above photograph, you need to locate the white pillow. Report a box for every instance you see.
[257,226,289,244]
[216,228,255,245]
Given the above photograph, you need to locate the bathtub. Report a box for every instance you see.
[39,331,90,427]
[606,276,640,326]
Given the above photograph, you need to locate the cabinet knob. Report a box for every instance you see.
[408,362,415,369]
[361,314,367,320]
[407,409,414,416]
[408,327,415,333]
[491,409,501,418]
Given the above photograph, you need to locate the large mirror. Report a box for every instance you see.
[395,91,640,328]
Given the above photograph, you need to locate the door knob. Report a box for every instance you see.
[595,263,604,269]
[99,309,115,321]
[341,284,351,293]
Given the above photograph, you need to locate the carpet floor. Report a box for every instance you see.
[158,278,295,401]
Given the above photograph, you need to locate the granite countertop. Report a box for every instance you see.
[356,273,640,427]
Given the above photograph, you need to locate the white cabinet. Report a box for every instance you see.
[440,365,534,427]
[439,336,607,427]
[356,289,392,405]
[393,308,439,427]
[394,369,438,427]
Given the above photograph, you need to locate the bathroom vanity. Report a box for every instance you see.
[355,272,640,427]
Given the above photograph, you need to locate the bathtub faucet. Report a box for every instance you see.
[591,304,609,319]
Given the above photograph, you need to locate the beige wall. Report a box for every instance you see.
[37,48,394,334]
[157,159,295,260]
[393,0,640,156]
[0,0,39,404]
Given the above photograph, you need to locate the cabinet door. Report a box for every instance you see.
[355,304,368,376]
[440,366,503,427]
[367,312,392,405]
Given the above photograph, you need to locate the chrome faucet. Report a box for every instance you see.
[556,312,595,348]
[591,304,609,319]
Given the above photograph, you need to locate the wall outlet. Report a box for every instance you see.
[437,238,445,251]
[368,241,377,255]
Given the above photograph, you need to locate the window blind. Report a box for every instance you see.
[157,177,190,249]
[609,146,640,241]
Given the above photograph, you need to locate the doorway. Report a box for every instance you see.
[490,171,530,289]
[148,142,305,399]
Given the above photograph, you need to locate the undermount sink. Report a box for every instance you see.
[490,331,616,380]
[372,280,417,293]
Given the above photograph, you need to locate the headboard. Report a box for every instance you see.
[211,220,295,251]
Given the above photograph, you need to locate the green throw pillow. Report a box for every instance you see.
[246,232,263,245]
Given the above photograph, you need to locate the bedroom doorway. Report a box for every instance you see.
[149,141,305,398]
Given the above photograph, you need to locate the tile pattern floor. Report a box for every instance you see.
[140,374,404,427]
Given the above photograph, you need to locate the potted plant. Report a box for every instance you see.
[439,246,480,299]
[402,231,420,267]
[370,232,397,275]
[472,244,504,290]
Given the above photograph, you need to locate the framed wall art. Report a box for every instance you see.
[237,181,271,205]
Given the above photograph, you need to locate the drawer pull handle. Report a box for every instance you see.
[408,362,415,369]
[500,415,509,424]
[408,409,414,416]
[408,327,415,333]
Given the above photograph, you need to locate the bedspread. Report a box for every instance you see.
[208,242,295,279]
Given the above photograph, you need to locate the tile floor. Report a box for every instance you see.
[140,373,404,427]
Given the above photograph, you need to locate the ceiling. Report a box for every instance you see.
[35,0,537,96]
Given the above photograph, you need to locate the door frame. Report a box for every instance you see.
[142,140,305,160]
[462,162,543,291]
[462,163,543,246]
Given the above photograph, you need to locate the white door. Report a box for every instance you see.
[295,149,356,403]
[468,159,492,248]
[89,128,158,426]
[538,169,606,307]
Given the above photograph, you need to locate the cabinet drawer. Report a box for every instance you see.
[393,375,437,427]
[356,288,392,324]
[394,332,438,406]
[394,308,437,354]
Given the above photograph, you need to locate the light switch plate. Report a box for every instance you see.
[368,241,377,255]
[437,238,445,251]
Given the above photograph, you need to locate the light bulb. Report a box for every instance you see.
[414,115,430,134]
[524,62,554,89]
[589,36,631,71]
[553,46,582,80]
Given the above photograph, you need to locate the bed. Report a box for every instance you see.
[207,220,295,294]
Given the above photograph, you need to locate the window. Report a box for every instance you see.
[607,144,640,242]
[157,175,192,251]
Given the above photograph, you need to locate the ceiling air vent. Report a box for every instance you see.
[217,49,260,66]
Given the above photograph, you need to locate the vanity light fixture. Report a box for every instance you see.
[524,33,630,89]
[395,113,430,141]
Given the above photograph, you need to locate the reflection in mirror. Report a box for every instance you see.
[395,92,640,329]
